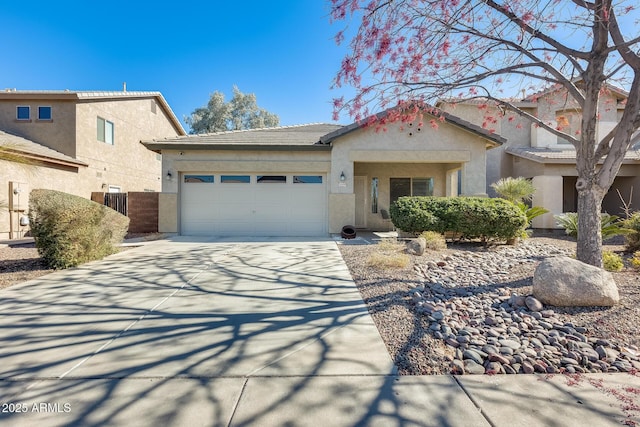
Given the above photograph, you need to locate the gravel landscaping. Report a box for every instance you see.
[0,242,53,290]
[339,233,640,375]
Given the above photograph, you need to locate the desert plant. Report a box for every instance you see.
[492,177,548,233]
[29,189,129,269]
[419,231,447,251]
[555,212,630,241]
[377,237,406,252]
[517,202,549,226]
[631,251,640,270]
[368,238,410,269]
[491,177,536,204]
[602,250,624,272]
[623,212,640,253]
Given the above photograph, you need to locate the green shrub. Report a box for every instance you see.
[602,250,624,272]
[29,189,129,269]
[555,212,630,241]
[390,197,526,242]
[419,231,447,251]
[623,212,640,252]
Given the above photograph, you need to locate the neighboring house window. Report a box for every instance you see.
[390,177,434,204]
[97,117,114,145]
[38,106,52,120]
[16,106,30,120]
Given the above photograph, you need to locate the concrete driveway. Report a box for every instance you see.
[0,237,408,426]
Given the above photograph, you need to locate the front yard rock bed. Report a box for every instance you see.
[339,236,640,375]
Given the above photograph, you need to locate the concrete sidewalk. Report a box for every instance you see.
[0,237,638,426]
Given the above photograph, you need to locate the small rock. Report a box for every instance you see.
[464,360,485,375]
[462,349,485,365]
[525,296,543,312]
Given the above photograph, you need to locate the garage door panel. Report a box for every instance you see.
[181,173,326,236]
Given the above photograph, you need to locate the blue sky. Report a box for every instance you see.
[2,1,354,130]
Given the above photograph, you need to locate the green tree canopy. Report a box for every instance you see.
[185,86,279,134]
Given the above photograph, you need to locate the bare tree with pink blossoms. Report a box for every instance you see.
[330,0,640,267]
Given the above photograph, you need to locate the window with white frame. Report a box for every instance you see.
[16,106,30,120]
[38,106,52,120]
[97,117,114,145]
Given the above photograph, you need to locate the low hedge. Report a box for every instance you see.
[389,196,526,242]
[29,189,129,269]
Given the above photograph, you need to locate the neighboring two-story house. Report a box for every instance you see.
[0,90,185,239]
[440,84,640,228]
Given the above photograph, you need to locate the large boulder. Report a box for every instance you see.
[533,256,619,307]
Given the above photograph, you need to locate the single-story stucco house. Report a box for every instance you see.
[142,110,505,237]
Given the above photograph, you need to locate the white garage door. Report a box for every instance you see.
[180,173,327,236]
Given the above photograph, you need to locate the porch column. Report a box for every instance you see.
[445,168,460,197]
[532,175,563,229]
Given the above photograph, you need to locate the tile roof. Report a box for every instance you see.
[506,146,640,163]
[0,130,87,167]
[143,123,344,150]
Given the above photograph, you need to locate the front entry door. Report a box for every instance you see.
[354,176,366,228]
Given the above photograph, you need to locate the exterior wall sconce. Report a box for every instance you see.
[166,170,173,181]
[340,171,346,182]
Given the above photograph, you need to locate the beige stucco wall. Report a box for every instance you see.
[1,160,81,239]
[0,100,77,157]
[158,192,178,233]
[328,121,493,232]
[329,193,355,233]
[75,98,180,197]
[330,121,490,196]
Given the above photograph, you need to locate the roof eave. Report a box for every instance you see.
[141,143,332,152]
[5,150,88,168]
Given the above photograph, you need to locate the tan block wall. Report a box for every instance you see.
[128,192,159,233]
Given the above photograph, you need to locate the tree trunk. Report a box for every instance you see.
[576,184,604,267]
